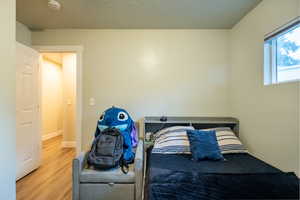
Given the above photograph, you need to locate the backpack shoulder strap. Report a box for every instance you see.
[119,156,129,174]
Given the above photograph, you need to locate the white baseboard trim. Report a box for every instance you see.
[42,130,63,141]
[61,141,76,148]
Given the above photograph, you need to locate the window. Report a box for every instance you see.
[264,17,300,85]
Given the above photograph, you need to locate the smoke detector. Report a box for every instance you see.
[48,0,61,11]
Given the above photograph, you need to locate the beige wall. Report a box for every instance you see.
[32,30,231,150]
[41,57,63,138]
[0,0,16,199]
[16,21,31,46]
[62,53,76,142]
[230,0,299,174]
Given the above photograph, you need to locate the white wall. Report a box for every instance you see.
[16,21,31,46]
[230,0,299,174]
[41,57,63,140]
[62,53,76,142]
[32,30,230,150]
[0,0,16,199]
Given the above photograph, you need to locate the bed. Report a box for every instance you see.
[143,117,299,200]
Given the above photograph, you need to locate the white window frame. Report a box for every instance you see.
[264,17,300,85]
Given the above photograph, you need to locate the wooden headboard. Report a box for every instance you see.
[142,116,239,138]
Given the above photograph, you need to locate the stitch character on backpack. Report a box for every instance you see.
[87,106,138,173]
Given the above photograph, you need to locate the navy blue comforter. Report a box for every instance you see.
[146,152,299,200]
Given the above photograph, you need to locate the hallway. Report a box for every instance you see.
[16,136,75,200]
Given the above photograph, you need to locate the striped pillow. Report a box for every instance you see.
[152,126,194,154]
[203,127,247,154]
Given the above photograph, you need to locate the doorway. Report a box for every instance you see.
[40,52,77,149]
[36,45,83,156]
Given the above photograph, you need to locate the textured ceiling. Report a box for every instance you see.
[17,0,262,30]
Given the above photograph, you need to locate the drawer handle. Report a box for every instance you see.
[108,182,114,187]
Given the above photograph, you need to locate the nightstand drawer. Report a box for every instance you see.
[80,183,134,200]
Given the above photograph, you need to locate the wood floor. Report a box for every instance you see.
[16,136,76,200]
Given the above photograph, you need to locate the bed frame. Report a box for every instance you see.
[142,116,239,138]
[141,116,240,198]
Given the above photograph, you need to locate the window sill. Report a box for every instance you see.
[264,79,300,86]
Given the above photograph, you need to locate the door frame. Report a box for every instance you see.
[34,45,83,156]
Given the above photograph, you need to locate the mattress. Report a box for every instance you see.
[145,148,299,200]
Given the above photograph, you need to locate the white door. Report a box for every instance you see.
[16,42,41,180]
